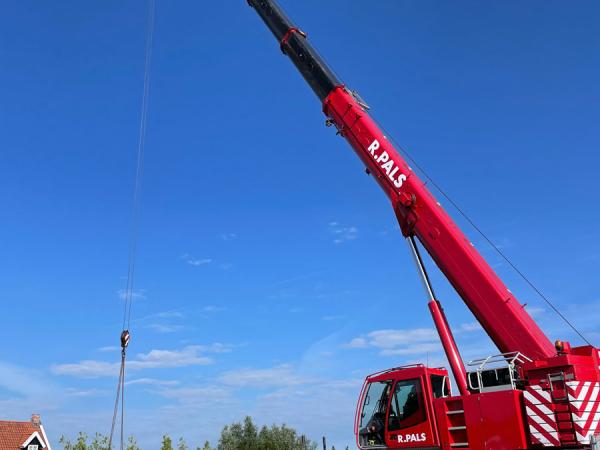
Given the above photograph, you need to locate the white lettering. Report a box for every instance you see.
[367,139,380,155]
[398,433,427,443]
[381,160,394,175]
[393,173,407,188]
[376,151,389,164]
[366,139,408,191]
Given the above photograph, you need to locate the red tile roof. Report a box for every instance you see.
[0,420,47,450]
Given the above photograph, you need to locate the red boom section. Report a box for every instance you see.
[323,87,556,360]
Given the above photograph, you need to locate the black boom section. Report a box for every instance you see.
[248,0,342,100]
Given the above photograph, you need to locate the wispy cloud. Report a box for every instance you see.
[525,306,546,317]
[154,311,185,319]
[51,344,233,378]
[328,221,358,244]
[142,310,186,334]
[322,315,344,321]
[457,322,483,333]
[125,378,180,387]
[219,364,313,388]
[157,385,235,405]
[98,346,120,353]
[146,323,184,334]
[181,254,212,266]
[220,233,238,241]
[0,361,60,402]
[65,387,110,397]
[344,328,440,356]
[202,305,226,313]
[118,289,146,301]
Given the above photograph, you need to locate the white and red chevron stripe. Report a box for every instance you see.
[567,381,600,445]
[524,385,560,447]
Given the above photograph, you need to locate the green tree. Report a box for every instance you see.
[60,432,136,450]
[198,442,213,450]
[178,437,188,450]
[161,435,174,450]
[217,417,315,450]
[126,436,142,450]
[89,433,110,450]
[59,432,89,450]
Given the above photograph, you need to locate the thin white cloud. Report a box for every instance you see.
[457,322,483,333]
[51,360,121,378]
[525,306,545,317]
[328,221,358,244]
[379,342,442,356]
[51,344,232,378]
[157,385,235,405]
[345,337,367,349]
[146,323,184,334]
[125,378,180,387]
[202,305,225,313]
[219,364,312,388]
[344,328,441,357]
[364,328,438,349]
[98,346,120,353]
[322,315,344,321]
[154,311,185,319]
[220,233,238,241]
[118,289,146,300]
[181,254,212,266]
[64,387,110,397]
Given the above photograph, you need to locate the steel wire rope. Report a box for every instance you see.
[109,1,156,449]
[370,115,591,346]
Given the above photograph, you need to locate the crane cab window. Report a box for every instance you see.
[431,374,450,399]
[358,380,392,446]
[388,379,426,431]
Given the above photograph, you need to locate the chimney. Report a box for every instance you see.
[31,414,41,426]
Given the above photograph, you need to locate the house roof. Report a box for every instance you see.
[0,420,47,450]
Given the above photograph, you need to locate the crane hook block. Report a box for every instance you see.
[120,330,131,349]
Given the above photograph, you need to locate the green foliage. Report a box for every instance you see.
[216,416,316,450]
[161,435,174,450]
[126,436,142,450]
[91,433,109,450]
[59,419,317,450]
[178,437,188,450]
[59,432,114,450]
[198,442,213,450]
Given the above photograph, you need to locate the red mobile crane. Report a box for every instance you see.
[247,1,600,449]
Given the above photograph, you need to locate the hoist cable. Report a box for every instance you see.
[108,348,126,450]
[109,1,156,449]
[123,0,156,331]
[372,117,592,346]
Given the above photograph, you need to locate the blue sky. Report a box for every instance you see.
[1,1,599,448]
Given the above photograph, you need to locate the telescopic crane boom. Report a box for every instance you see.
[248,2,600,449]
[247,0,554,360]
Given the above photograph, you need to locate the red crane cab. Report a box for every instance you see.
[355,365,450,449]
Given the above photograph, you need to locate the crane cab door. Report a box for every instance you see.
[357,371,441,449]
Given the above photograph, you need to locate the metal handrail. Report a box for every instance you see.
[467,352,532,371]
[466,352,532,392]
